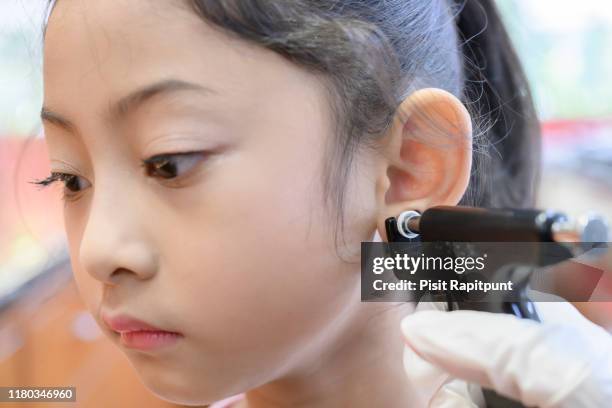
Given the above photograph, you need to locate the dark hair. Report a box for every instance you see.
[44,0,540,248]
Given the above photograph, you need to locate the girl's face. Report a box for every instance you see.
[43,0,379,404]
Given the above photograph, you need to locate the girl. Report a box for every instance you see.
[35,0,611,407]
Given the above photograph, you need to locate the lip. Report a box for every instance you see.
[101,312,183,351]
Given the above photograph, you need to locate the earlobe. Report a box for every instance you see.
[375,88,473,241]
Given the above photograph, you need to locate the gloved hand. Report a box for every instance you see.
[400,301,612,407]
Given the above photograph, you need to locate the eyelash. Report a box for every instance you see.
[29,151,206,202]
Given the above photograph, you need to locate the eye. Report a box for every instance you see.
[141,151,206,180]
[29,172,91,201]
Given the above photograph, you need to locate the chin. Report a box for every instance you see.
[135,365,235,406]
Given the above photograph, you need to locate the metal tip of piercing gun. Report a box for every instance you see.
[384,206,609,408]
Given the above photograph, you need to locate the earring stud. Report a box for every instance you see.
[397,210,421,239]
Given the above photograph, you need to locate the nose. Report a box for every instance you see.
[78,178,158,285]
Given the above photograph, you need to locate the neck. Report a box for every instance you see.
[238,291,417,408]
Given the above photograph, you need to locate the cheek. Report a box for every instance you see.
[156,140,360,378]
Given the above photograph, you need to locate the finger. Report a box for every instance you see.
[402,342,453,407]
[403,342,484,407]
[400,310,592,407]
[429,378,484,408]
[532,300,590,326]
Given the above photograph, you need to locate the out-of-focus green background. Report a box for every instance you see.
[498,0,612,119]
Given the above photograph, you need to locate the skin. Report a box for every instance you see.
[42,0,472,406]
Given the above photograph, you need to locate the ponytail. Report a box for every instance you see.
[455,0,541,208]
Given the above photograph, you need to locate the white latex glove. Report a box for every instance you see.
[400,301,612,408]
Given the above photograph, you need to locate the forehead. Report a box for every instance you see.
[44,0,207,75]
[41,0,334,159]
[42,0,293,119]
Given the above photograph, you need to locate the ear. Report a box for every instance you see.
[375,88,473,241]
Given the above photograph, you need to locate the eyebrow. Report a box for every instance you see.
[40,78,215,132]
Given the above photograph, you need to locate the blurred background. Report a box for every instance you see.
[1,0,611,407]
